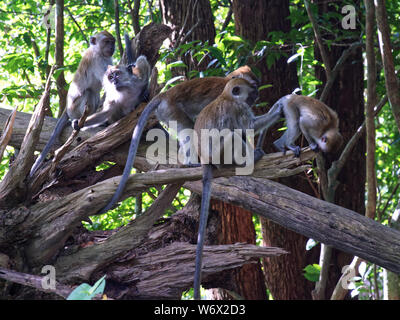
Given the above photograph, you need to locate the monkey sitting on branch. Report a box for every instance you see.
[98,65,262,214]
[192,85,344,299]
[83,33,151,130]
[256,94,343,157]
[192,77,285,299]
[29,30,116,177]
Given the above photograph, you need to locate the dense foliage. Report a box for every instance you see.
[0,0,399,299]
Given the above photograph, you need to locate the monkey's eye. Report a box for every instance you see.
[321,136,328,143]
[232,86,241,96]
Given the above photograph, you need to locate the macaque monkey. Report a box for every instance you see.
[83,56,151,129]
[257,94,343,157]
[29,30,115,177]
[99,65,260,214]
[192,78,281,299]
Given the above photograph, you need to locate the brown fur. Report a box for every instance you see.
[194,78,258,165]
[273,94,343,155]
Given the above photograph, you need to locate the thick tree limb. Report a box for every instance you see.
[0,67,55,208]
[0,107,92,152]
[184,176,400,274]
[105,242,286,299]
[16,150,313,267]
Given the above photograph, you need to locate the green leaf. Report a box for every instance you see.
[303,264,321,282]
[258,84,273,91]
[66,276,106,300]
[167,61,187,70]
[67,283,94,300]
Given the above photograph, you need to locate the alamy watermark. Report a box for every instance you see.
[341,5,356,30]
[41,265,56,290]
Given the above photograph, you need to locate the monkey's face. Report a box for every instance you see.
[319,130,343,153]
[227,78,259,107]
[105,67,125,89]
[100,37,116,57]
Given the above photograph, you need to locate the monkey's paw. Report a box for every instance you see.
[287,145,301,158]
[253,148,266,163]
[72,120,80,131]
[309,143,320,153]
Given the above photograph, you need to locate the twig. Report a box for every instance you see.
[0,267,72,298]
[50,105,90,174]
[174,0,199,49]
[146,0,155,22]
[114,0,123,57]
[127,0,141,35]
[379,182,400,222]
[304,0,332,79]
[0,106,18,160]
[375,0,400,134]
[319,41,363,103]
[220,1,233,33]
[65,7,89,45]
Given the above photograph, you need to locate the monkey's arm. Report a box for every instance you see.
[194,164,213,300]
[255,98,284,149]
[29,112,69,177]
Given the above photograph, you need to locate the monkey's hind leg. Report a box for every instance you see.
[194,164,213,300]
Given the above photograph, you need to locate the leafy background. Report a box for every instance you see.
[0,0,399,299]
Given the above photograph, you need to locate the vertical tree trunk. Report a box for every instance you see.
[160,0,267,299]
[231,0,318,300]
[314,0,365,298]
[160,0,216,73]
[374,0,400,134]
[55,0,68,117]
[364,0,377,221]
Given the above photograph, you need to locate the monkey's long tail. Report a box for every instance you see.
[193,164,213,300]
[29,112,69,178]
[99,97,162,214]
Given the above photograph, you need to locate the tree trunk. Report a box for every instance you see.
[314,0,365,298]
[160,0,267,299]
[55,0,68,117]
[232,0,319,300]
[160,0,216,74]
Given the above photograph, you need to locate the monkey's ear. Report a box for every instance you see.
[232,86,241,96]
[90,36,97,46]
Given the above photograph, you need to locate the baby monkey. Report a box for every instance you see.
[257,94,343,157]
[84,56,151,129]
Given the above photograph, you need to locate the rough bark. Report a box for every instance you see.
[313,0,365,299]
[374,0,400,134]
[0,101,309,299]
[160,0,216,73]
[232,0,316,300]
[364,0,377,221]
[54,0,68,117]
